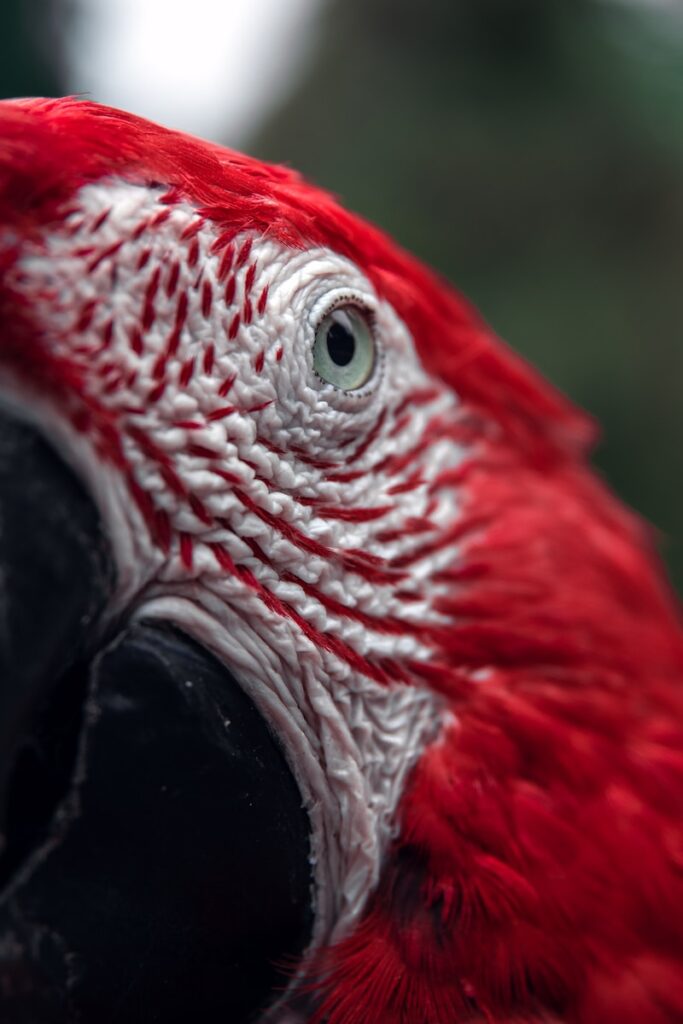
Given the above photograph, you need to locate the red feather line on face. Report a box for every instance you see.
[1,99,683,1024]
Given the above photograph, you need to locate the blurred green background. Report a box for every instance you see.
[2,0,681,592]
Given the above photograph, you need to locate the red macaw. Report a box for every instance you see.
[0,98,681,1024]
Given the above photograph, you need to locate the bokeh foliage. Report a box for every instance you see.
[252,0,683,592]
[0,0,68,99]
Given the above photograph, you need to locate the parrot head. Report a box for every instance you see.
[0,98,681,1024]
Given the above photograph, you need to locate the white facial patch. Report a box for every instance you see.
[4,180,471,950]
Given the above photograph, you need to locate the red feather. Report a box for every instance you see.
[311,445,683,1022]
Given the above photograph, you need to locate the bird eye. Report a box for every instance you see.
[312,305,376,391]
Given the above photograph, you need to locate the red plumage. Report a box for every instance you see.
[0,97,589,457]
[313,447,683,1022]
[1,98,682,1024]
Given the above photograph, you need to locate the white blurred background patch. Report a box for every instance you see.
[69,0,325,143]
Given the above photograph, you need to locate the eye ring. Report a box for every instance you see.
[312,303,377,392]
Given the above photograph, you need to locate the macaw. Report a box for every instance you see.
[0,98,681,1024]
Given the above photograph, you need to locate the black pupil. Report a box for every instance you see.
[326,321,356,366]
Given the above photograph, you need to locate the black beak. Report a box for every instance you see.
[0,410,313,1023]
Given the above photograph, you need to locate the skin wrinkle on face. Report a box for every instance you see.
[4,179,475,949]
